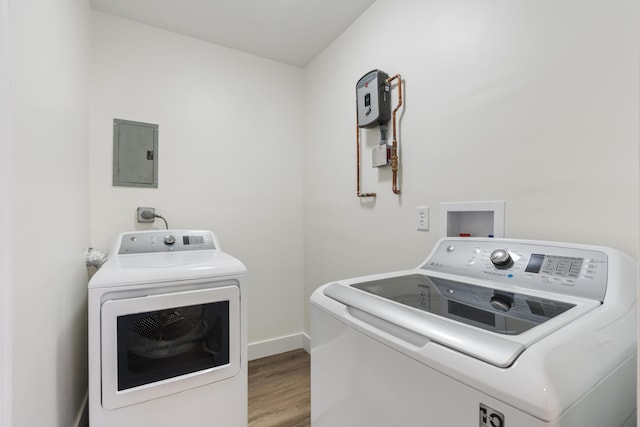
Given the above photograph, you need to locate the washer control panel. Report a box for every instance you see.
[421,238,608,301]
[118,230,216,254]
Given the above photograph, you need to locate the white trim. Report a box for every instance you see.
[248,333,309,361]
[301,332,311,353]
[0,0,12,425]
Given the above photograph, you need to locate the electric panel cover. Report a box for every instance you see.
[113,119,158,188]
[356,69,391,128]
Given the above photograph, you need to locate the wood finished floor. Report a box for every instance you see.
[248,349,311,427]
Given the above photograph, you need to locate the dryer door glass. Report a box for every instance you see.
[116,300,230,391]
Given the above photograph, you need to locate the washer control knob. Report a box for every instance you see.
[164,235,176,245]
[490,249,513,269]
[490,294,514,312]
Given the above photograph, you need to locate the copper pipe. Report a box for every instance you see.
[387,74,402,194]
[356,107,376,198]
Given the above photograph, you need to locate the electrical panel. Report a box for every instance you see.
[356,69,391,128]
[113,119,159,188]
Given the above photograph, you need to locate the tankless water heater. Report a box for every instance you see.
[356,69,391,128]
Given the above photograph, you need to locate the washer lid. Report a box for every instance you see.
[323,274,599,368]
[351,274,576,336]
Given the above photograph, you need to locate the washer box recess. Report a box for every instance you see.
[440,201,505,238]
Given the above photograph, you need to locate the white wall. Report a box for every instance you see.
[303,0,639,331]
[90,12,305,346]
[8,0,91,425]
[0,0,12,425]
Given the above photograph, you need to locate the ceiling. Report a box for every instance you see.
[90,0,376,68]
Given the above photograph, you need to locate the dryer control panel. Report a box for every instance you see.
[421,238,608,301]
[118,230,216,254]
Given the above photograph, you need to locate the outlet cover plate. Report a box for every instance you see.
[417,206,429,231]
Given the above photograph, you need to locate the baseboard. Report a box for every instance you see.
[73,391,88,427]
[248,332,310,361]
[302,332,311,353]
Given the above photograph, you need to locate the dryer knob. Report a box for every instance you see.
[164,235,176,245]
[490,249,513,269]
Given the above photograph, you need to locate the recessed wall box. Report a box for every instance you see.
[113,119,158,188]
[372,145,389,167]
[440,201,505,238]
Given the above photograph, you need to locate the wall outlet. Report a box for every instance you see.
[416,206,429,231]
[137,207,155,223]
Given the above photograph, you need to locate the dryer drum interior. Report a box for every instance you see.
[126,304,225,359]
[130,305,210,358]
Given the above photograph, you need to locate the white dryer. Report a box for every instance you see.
[311,238,637,427]
[89,230,247,427]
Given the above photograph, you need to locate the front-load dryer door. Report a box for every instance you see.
[100,285,240,410]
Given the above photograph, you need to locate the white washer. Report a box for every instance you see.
[311,238,637,427]
[89,230,247,427]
